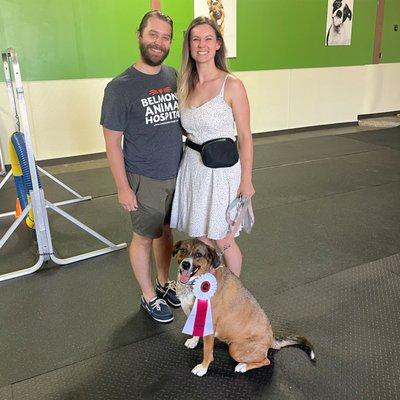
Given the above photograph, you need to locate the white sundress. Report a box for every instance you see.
[170,75,241,240]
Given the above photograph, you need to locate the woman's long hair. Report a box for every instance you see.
[178,16,230,109]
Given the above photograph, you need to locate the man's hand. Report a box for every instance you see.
[103,128,138,212]
[118,186,138,212]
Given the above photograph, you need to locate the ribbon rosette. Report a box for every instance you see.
[182,273,218,337]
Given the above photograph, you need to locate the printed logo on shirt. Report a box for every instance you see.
[141,86,180,126]
[149,87,172,95]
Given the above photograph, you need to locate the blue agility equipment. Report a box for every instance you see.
[10,132,42,227]
[11,132,42,192]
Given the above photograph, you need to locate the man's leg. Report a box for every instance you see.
[130,231,174,323]
[153,224,173,286]
[153,224,181,308]
[198,236,215,247]
[129,232,155,302]
[126,173,174,323]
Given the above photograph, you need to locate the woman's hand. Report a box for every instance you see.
[237,180,255,199]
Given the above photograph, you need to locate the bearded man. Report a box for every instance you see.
[101,11,183,323]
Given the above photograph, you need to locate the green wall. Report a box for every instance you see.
[381,0,400,63]
[0,0,399,81]
[0,0,191,80]
[229,0,377,71]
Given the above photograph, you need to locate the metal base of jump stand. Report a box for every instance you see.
[0,166,92,219]
[0,187,126,282]
[0,48,126,283]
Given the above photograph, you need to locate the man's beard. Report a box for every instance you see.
[139,40,169,67]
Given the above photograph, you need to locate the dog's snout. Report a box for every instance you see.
[181,260,191,270]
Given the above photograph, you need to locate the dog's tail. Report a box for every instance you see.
[272,336,316,362]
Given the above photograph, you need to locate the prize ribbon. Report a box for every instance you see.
[182,273,217,337]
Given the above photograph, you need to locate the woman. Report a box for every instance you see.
[170,16,254,277]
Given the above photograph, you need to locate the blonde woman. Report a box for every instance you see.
[170,17,254,277]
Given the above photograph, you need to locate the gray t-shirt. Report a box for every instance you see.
[100,65,183,180]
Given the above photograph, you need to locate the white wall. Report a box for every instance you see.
[238,63,400,134]
[0,63,399,164]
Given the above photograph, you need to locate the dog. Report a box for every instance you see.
[326,0,353,46]
[173,239,315,376]
[207,0,225,35]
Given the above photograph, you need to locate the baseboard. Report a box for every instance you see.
[36,152,107,168]
[253,121,358,139]
[358,110,400,119]
[1,152,108,171]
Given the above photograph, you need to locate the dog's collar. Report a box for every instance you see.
[209,266,218,275]
[216,245,230,258]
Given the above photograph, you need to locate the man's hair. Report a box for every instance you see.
[137,10,174,39]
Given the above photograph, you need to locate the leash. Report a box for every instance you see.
[226,195,254,239]
[216,196,254,258]
[226,196,251,233]
[180,198,255,277]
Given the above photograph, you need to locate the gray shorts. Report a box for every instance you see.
[127,173,176,239]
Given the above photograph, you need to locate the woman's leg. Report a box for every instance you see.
[198,236,215,247]
[215,236,242,277]
[198,235,242,277]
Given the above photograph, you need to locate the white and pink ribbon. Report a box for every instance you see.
[182,273,217,337]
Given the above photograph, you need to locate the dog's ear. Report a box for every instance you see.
[332,0,342,13]
[208,246,221,269]
[343,4,352,22]
[172,241,182,257]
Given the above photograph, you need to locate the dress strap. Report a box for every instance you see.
[219,74,230,97]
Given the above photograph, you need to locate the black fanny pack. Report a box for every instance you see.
[186,137,239,168]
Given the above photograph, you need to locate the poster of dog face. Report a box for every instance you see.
[194,0,236,58]
[325,0,354,46]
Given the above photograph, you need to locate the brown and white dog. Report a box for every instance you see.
[207,0,225,36]
[173,239,315,376]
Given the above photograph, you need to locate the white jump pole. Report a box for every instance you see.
[0,147,6,176]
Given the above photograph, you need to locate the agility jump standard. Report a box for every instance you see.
[0,48,126,282]
[0,51,94,217]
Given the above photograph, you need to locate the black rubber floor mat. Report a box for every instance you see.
[10,330,296,400]
[342,126,400,151]
[252,148,400,211]
[381,252,400,275]
[0,385,12,400]
[10,254,400,400]
[0,166,116,214]
[253,134,379,170]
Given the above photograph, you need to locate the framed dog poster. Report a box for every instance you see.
[325,0,354,46]
[194,0,237,58]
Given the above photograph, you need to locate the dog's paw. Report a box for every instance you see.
[234,363,247,373]
[185,337,199,349]
[191,363,208,376]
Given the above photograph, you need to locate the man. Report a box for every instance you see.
[100,11,183,323]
